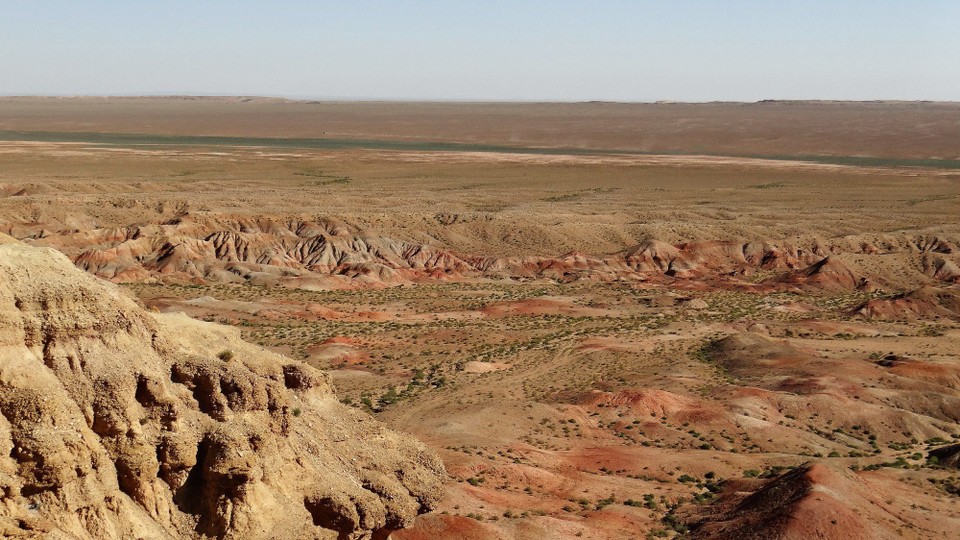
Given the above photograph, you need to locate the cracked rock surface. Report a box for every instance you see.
[0,237,445,539]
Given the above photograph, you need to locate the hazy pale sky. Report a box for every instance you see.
[2,1,958,101]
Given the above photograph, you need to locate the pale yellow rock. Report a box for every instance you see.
[0,240,444,539]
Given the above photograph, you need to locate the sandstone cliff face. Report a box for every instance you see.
[0,238,444,539]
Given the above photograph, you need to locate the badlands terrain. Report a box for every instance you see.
[1,97,960,539]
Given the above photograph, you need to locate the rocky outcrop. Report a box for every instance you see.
[929,443,960,468]
[16,215,960,293]
[684,464,894,540]
[853,287,960,320]
[768,256,865,291]
[0,238,445,539]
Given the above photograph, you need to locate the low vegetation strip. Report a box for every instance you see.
[3,129,960,169]
[0,129,633,157]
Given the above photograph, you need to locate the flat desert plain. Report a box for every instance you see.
[1,98,960,539]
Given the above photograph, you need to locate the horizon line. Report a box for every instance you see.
[2,94,959,106]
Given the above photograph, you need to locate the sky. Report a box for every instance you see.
[1,1,958,101]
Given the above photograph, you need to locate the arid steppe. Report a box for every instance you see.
[1,98,960,539]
